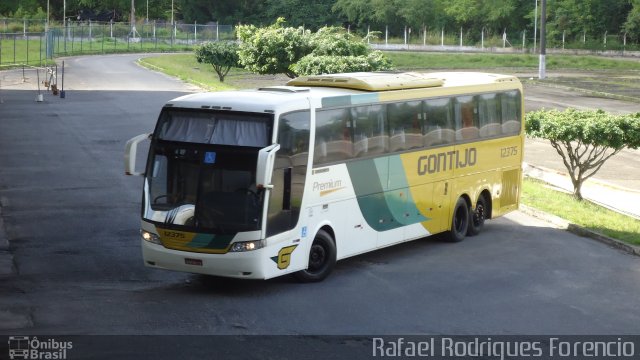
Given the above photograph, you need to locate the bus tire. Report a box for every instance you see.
[467,195,487,236]
[294,230,337,282]
[447,197,469,242]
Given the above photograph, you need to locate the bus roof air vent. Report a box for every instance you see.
[258,86,310,93]
[286,72,444,91]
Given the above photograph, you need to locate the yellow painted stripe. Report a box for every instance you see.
[320,187,346,197]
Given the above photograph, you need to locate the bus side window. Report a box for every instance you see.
[351,104,388,158]
[501,91,521,136]
[423,98,454,147]
[314,109,352,164]
[478,93,501,138]
[454,96,479,141]
[388,101,421,152]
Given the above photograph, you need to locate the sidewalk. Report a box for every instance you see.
[524,135,640,221]
[523,163,640,220]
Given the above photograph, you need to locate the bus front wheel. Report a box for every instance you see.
[294,230,336,282]
[447,197,469,242]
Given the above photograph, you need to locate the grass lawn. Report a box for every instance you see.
[139,53,290,91]
[136,51,640,92]
[50,38,194,56]
[383,51,640,71]
[138,53,240,91]
[521,177,640,246]
[0,36,53,67]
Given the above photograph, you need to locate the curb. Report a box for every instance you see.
[524,162,640,195]
[523,163,640,221]
[519,204,640,257]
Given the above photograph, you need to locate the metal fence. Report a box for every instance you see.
[0,21,235,67]
[363,26,640,53]
[2,18,639,67]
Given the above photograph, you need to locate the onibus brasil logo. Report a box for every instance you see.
[8,336,73,359]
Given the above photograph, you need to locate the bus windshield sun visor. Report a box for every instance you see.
[157,109,271,147]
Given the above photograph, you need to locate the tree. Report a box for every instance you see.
[444,0,481,29]
[2,0,39,17]
[546,0,630,46]
[396,0,449,31]
[478,0,518,31]
[178,0,264,24]
[264,0,338,30]
[237,21,393,78]
[195,41,240,82]
[309,26,370,56]
[624,0,640,42]
[292,27,392,75]
[331,0,373,28]
[368,0,403,31]
[236,18,313,78]
[525,108,640,200]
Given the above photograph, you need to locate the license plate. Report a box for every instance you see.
[184,258,203,266]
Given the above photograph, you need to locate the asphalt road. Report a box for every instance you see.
[1,55,639,338]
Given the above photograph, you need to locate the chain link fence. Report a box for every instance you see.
[2,18,640,67]
[0,19,234,67]
[363,26,640,55]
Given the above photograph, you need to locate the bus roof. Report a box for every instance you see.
[165,72,520,112]
[287,71,519,91]
[286,72,444,91]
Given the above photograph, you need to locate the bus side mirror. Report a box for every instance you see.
[256,144,280,189]
[124,133,151,176]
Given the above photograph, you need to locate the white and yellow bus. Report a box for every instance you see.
[125,72,523,282]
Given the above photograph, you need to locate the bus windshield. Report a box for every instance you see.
[143,109,273,234]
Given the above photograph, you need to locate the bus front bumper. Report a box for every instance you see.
[141,239,268,279]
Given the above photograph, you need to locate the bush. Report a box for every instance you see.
[292,51,393,75]
[237,18,394,78]
[236,18,312,78]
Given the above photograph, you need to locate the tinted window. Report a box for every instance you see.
[314,108,352,164]
[501,90,522,135]
[478,93,501,138]
[312,90,521,165]
[454,95,479,141]
[424,98,455,147]
[388,101,422,152]
[351,105,388,157]
[278,111,310,156]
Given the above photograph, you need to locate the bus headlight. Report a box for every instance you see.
[230,240,264,252]
[141,230,162,245]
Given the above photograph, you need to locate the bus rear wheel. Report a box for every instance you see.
[447,197,469,242]
[467,195,487,236]
[294,230,336,282]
